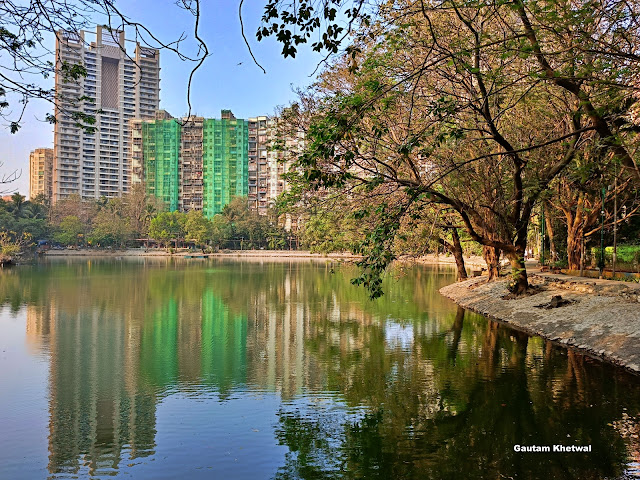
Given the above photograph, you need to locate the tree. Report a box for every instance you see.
[54,215,84,246]
[0,197,49,242]
[210,215,231,249]
[0,230,33,263]
[261,0,640,295]
[8,193,25,217]
[184,210,211,249]
[298,199,365,254]
[437,226,468,282]
[547,158,639,271]
[89,198,134,247]
[149,211,186,249]
[49,194,94,228]
[258,0,640,180]
[123,184,162,239]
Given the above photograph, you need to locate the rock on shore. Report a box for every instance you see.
[440,274,640,374]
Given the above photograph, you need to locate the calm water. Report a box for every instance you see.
[1,258,639,480]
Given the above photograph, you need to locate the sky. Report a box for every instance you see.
[1,0,327,196]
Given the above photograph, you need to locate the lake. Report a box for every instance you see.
[0,258,639,479]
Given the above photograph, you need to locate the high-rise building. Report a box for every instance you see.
[202,110,249,218]
[131,110,248,218]
[180,116,204,212]
[131,111,180,210]
[248,115,301,216]
[29,148,54,201]
[248,116,269,214]
[53,26,160,202]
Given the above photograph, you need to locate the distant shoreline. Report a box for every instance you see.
[41,249,489,267]
[42,249,358,260]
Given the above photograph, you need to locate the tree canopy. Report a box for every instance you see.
[261,0,640,294]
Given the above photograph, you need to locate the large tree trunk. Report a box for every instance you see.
[450,228,468,282]
[482,245,501,281]
[559,192,595,272]
[544,203,556,262]
[438,228,468,282]
[506,249,529,295]
[566,226,583,271]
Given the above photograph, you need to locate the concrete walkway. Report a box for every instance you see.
[440,271,640,374]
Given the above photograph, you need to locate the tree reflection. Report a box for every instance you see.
[1,258,639,479]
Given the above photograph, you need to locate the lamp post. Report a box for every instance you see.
[613,164,618,278]
[599,187,606,278]
[540,208,545,266]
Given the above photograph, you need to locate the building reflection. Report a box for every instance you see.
[25,304,54,355]
[46,310,157,476]
[11,259,640,479]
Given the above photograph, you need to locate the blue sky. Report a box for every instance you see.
[1,0,325,196]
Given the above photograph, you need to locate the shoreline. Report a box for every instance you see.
[40,249,491,267]
[41,249,359,259]
[440,273,640,375]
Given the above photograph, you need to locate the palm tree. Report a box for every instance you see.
[9,193,25,218]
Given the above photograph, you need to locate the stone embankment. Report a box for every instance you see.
[440,272,640,374]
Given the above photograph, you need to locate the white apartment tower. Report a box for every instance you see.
[248,115,302,216]
[29,148,54,201]
[53,26,160,201]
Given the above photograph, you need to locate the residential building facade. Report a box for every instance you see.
[131,110,248,218]
[248,115,301,216]
[202,111,249,218]
[247,116,269,214]
[53,26,160,202]
[29,148,54,201]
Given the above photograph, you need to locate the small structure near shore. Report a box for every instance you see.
[534,295,573,309]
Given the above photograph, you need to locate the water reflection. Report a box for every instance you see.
[1,259,639,479]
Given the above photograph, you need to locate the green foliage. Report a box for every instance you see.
[218,197,289,249]
[351,202,410,299]
[0,230,33,259]
[590,245,640,267]
[0,193,294,251]
[607,245,640,265]
[0,197,48,242]
[89,200,133,247]
[299,207,364,253]
[210,215,231,248]
[184,210,211,247]
[145,202,291,251]
[149,211,186,246]
[54,216,84,246]
[263,0,640,297]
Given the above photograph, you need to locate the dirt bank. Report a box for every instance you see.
[440,273,640,374]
